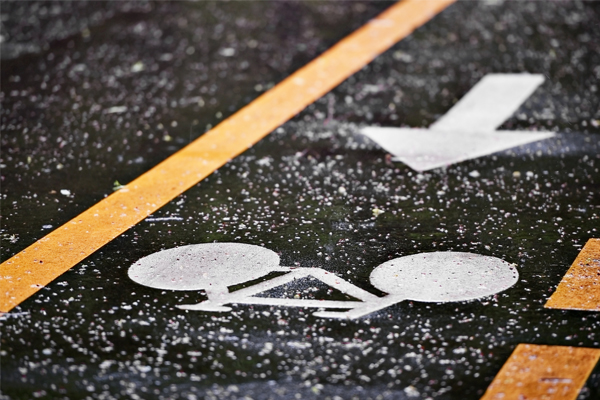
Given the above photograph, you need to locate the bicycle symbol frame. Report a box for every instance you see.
[128,243,519,319]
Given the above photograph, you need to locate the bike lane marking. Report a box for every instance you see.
[545,238,600,311]
[0,0,456,313]
[481,344,600,400]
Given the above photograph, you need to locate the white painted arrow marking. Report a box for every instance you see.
[361,73,555,171]
[430,73,545,132]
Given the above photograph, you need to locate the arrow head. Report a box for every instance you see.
[362,127,555,172]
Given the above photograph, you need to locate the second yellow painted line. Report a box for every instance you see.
[545,238,600,312]
[481,344,600,400]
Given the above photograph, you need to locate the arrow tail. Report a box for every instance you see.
[430,73,545,132]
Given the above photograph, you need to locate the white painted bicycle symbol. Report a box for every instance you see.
[128,243,518,319]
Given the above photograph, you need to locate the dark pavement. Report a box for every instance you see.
[1,1,599,399]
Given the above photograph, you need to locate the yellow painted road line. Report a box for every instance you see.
[481,344,600,400]
[545,238,600,311]
[0,0,456,313]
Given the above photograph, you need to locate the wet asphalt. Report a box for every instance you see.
[1,1,600,399]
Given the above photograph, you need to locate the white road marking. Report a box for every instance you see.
[177,267,379,312]
[361,73,555,171]
[430,74,545,132]
[144,216,184,222]
[128,242,285,293]
[316,251,518,319]
[129,244,518,319]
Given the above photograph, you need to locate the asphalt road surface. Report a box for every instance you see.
[1,1,599,399]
